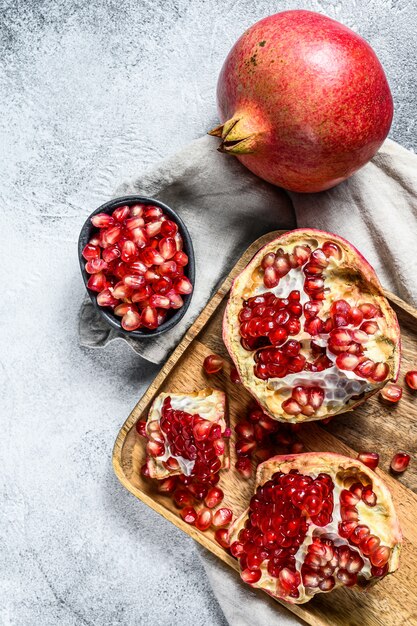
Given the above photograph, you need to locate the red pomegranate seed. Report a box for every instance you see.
[173,489,195,508]
[141,247,164,266]
[241,568,262,584]
[158,476,178,494]
[261,252,275,268]
[380,384,402,403]
[97,289,119,307]
[362,487,377,507]
[180,506,198,525]
[146,440,165,457]
[120,240,137,263]
[204,487,224,509]
[215,529,231,548]
[361,534,380,556]
[291,442,304,454]
[87,271,107,292]
[350,329,368,344]
[141,462,150,478]
[230,368,241,384]
[132,285,153,302]
[282,398,301,415]
[174,277,193,294]
[235,456,252,478]
[354,359,376,378]
[112,281,132,299]
[263,266,279,288]
[336,353,360,371]
[141,306,158,329]
[85,258,108,274]
[292,245,311,265]
[370,545,390,568]
[350,482,363,498]
[104,225,122,245]
[114,303,135,316]
[309,388,324,409]
[212,508,233,528]
[82,243,101,260]
[174,251,188,267]
[338,521,357,538]
[360,303,380,319]
[91,213,114,228]
[360,321,379,335]
[322,241,342,259]
[203,354,224,375]
[235,421,255,441]
[135,420,147,437]
[348,306,364,325]
[357,452,379,470]
[371,362,389,382]
[236,439,256,455]
[195,507,213,531]
[149,294,171,309]
[405,370,417,390]
[390,451,410,473]
[123,274,146,289]
[340,489,360,506]
[121,309,141,331]
[166,289,184,309]
[159,237,177,259]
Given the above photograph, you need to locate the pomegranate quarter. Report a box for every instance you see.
[228,453,401,604]
[223,230,400,423]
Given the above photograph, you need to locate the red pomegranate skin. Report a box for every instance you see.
[214,10,393,192]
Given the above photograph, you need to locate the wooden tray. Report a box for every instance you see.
[113,231,417,626]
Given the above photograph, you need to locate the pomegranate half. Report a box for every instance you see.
[209,10,393,192]
[229,453,401,604]
[144,388,229,479]
[223,230,400,423]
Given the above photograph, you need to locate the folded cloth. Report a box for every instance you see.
[80,134,417,624]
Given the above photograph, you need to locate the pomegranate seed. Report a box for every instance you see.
[149,294,171,309]
[123,274,146,289]
[354,359,376,378]
[146,440,165,457]
[338,521,357,538]
[340,490,360,506]
[235,456,252,479]
[360,302,380,319]
[174,277,193,294]
[141,306,158,329]
[141,247,164,266]
[235,421,255,440]
[292,245,311,265]
[405,370,417,390]
[180,506,198,525]
[350,482,364,498]
[349,329,368,344]
[174,232,183,250]
[85,258,108,274]
[159,237,177,259]
[212,508,233,528]
[111,205,129,221]
[96,289,119,307]
[159,219,177,237]
[336,569,357,587]
[135,420,147,437]
[132,285,152,302]
[114,303,135,316]
[357,452,379,470]
[282,398,301,415]
[371,362,389,382]
[390,451,410,473]
[215,529,231,548]
[380,384,402,403]
[173,489,195,508]
[241,568,262,584]
[87,272,107,292]
[361,534,380,556]
[322,241,342,259]
[360,321,379,334]
[195,507,213,531]
[102,245,121,263]
[158,476,178,494]
[130,203,144,217]
[370,545,391,568]
[141,462,150,478]
[144,205,163,220]
[261,252,276,268]
[263,266,279,288]
[121,309,141,331]
[120,240,137,263]
[291,442,304,454]
[362,487,377,507]
[309,388,324,409]
[348,307,364,325]
[130,227,148,247]
[112,281,132,299]
[269,327,288,345]
[82,243,101,260]
[336,353,360,371]
[203,354,224,375]
[174,251,188,267]
[91,213,114,228]
[236,439,256,455]
[104,225,122,245]
[204,487,224,509]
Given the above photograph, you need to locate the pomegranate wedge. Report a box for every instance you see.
[143,388,229,480]
[228,452,401,604]
[223,229,400,422]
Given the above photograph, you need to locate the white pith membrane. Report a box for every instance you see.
[224,230,400,422]
[145,388,228,479]
[229,454,402,604]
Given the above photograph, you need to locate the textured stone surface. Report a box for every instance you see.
[1,1,416,624]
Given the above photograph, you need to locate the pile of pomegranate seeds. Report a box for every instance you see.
[231,470,334,598]
[390,451,411,473]
[238,242,391,412]
[405,370,417,390]
[203,354,224,375]
[82,203,192,331]
[137,397,233,537]
[234,405,303,479]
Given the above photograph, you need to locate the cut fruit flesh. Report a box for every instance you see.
[228,452,401,604]
[223,229,400,423]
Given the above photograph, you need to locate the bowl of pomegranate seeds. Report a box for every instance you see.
[78,196,195,336]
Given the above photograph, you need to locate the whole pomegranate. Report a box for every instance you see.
[223,229,400,422]
[229,453,402,603]
[210,10,393,192]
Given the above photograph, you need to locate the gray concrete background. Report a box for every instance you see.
[1,1,416,624]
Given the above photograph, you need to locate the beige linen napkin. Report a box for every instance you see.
[79,135,417,624]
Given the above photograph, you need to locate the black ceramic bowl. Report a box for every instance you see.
[78,195,195,338]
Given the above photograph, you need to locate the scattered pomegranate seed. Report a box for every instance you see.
[212,508,233,528]
[180,506,198,525]
[230,368,241,384]
[203,354,224,375]
[195,507,213,531]
[215,529,231,548]
[357,452,379,470]
[235,456,252,479]
[204,487,224,509]
[405,370,417,390]
[390,451,411,473]
[380,384,403,403]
